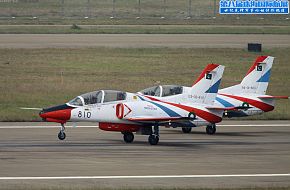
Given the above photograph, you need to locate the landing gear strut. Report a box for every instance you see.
[206,124,216,135]
[58,123,66,140]
[123,132,134,143]
[182,127,192,133]
[148,125,159,145]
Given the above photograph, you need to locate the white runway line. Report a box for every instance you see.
[1,173,290,180]
[0,124,290,129]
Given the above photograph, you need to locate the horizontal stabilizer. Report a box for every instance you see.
[206,106,252,111]
[258,95,289,99]
[205,106,237,111]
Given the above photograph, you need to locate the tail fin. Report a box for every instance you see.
[241,56,274,94]
[188,64,225,105]
[220,56,274,95]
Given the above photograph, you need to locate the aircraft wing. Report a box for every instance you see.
[205,106,237,111]
[258,95,289,99]
[125,116,187,123]
[206,106,252,111]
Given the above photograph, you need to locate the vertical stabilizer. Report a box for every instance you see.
[219,56,274,95]
[241,56,274,94]
[188,64,225,105]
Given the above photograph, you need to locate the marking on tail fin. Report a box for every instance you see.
[192,64,219,86]
[257,69,272,82]
[245,56,267,76]
[206,79,222,93]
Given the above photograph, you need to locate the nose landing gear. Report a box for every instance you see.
[58,123,66,140]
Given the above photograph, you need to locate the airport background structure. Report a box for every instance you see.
[0,0,289,25]
[0,0,218,19]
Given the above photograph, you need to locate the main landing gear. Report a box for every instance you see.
[122,125,160,145]
[181,127,192,133]
[58,123,66,140]
[206,124,216,135]
[148,125,159,145]
[123,132,134,143]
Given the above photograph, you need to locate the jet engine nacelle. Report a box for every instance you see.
[99,122,140,132]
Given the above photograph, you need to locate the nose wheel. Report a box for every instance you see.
[58,123,66,140]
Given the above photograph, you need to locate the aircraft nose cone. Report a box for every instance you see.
[39,110,46,121]
[39,104,73,123]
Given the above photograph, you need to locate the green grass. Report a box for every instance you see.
[1,25,290,34]
[0,47,289,121]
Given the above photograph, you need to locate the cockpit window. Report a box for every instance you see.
[161,85,183,97]
[81,91,102,105]
[139,86,161,97]
[103,90,126,103]
[68,97,83,106]
[139,85,183,97]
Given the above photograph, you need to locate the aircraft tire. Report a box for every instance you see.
[58,131,66,140]
[206,125,216,135]
[182,127,192,133]
[123,132,134,143]
[148,135,159,145]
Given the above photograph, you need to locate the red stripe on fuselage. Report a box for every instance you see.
[219,93,274,112]
[144,96,222,123]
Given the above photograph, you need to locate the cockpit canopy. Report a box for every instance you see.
[139,85,183,97]
[68,90,127,106]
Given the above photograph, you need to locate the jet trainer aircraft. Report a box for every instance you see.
[139,56,289,134]
[38,64,228,145]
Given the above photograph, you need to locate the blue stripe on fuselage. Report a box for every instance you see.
[149,101,181,117]
[137,95,181,117]
[216,96,235,107]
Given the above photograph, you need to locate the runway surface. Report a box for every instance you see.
[1,34,290,48]
[0,120,290,189]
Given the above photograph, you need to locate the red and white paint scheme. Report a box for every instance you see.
[39,64,226,145]
[139,56,289,134]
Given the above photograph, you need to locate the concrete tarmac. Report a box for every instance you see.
[1,34,290,49]
[0,120,290,189]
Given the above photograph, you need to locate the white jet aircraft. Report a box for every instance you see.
[139,56,289,134]
[38,64,230,145]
